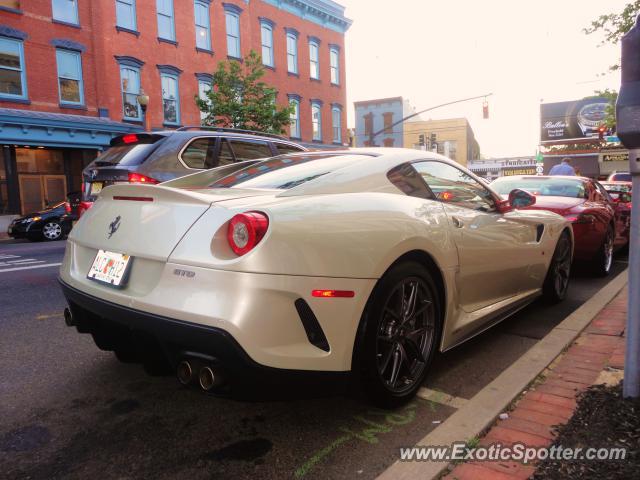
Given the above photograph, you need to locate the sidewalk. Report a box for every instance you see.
[443,287,628,480]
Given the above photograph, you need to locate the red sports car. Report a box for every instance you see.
[492,176,622,276]
[601,181,632,247]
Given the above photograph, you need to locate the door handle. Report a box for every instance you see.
[451,216,464,228]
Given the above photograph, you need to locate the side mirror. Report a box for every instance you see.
[508,188,536,209]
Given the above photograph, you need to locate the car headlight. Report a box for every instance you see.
[24,216,42,223]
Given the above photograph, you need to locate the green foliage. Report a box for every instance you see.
[584,0,640,71]
[583,89,618,129]
[196,50,294,134]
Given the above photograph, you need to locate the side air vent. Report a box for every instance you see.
[536,224,545,242]
[294,299,330,352]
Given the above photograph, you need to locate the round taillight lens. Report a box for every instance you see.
[227,212,269,256]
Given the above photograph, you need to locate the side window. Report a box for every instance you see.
[276,143,305,155]
[228,140,272,160]
[413,161,496,212]
[181,138,215,169]
[217,139,235,166]
[387,163,433,200]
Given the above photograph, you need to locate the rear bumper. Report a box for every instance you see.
[60,279,349,395]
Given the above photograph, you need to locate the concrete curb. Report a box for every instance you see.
[377,268,629,480]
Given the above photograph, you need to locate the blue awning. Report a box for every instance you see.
[0,108,142,150]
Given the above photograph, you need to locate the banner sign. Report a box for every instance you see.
[602,151,629,163]
[541,98,610,142]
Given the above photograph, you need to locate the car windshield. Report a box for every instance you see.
[491,177,587,198]
[180,153,371,190]
[610,173,632,182]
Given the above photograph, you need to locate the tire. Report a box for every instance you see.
[592,224,615,277]
[42,221,63,241]
[542,231,572,303]
[356,261,442,408]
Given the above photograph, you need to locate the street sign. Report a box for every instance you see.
[536,165,544,175]
[605,136,620,143]
[535,152,544,162]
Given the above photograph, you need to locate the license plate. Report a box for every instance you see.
[91,182,103,195]
[87,250,132,287]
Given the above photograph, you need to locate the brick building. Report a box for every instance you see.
[0,0,351,216]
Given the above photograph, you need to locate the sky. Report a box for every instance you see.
[340,0,628,158]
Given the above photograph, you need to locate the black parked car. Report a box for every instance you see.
[7,202,73,241]
[81,127,307,208]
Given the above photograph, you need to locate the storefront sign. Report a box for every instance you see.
[504,168,537,176]
[602,151,629,163]
[541,98,610,142]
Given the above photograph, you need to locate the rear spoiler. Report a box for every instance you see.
[110,133,166,147]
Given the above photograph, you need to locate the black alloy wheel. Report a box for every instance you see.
[543,231,572,303]
[358,261,441,407]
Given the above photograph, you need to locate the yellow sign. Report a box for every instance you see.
[504,168,537,176]
[602,152,629,163]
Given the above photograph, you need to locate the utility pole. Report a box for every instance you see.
[369,93,493,144]
[616,14,640,399]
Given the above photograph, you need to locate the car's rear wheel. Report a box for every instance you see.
[593,225,615,277]
[542,231,572,303]
[357,261,441,408]
[42,221,63,241]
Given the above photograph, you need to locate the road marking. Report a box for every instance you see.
[0,263,62,273]
[36,313,63,320]
[416,387,469,409]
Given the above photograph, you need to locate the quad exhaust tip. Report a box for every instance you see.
[198,366,222,391]
[177,360,194,386]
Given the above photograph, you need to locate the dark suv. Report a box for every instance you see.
[80,127,307,206]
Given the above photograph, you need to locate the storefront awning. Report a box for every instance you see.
[0,108,142,150]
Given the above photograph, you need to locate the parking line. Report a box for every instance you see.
[0,263,62,273]
[416,388,469,409]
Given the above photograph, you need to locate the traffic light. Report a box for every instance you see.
[418,134,425,145]
[598,125,607,141]
[430,133,437,144]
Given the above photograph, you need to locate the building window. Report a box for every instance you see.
[0,37,27,100]
[52,0,79,25]
[56,49,83,105]
[288,96,300,138]
[119,65,141,120]
[332,106,342,144]
[224,6,241,58]
[260,20,274,67]
[286,30,298,74]
[383,112,393,133]
[309,38,320,80]
[161,73,179,125]
[116,0,136,30]
[156,0,175,41]
[330,46,340,85]
[311,102,322,141]
[198,78,211,123]
[194,1,211,50]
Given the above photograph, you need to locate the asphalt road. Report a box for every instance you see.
[0,239,628,480]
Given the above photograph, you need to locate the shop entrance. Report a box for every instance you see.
[18,174,67,213]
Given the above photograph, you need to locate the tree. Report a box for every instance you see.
[196,51,294,134]
[584,2,640,130]
[584,0,640,72]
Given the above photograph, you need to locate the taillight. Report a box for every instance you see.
[128,172,159,184]
[312,290,355,298]
[64,202,71,214]
[227,212,269,256]
[122,134,139,144]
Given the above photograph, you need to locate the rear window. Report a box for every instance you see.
[95,134,165,166]
[610,173,632,182]
[208,153,369,190]
[492,177,587,198]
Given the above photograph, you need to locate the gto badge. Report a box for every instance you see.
[90,169,99,180]
[108,215,121,238]
[173,268,196,278]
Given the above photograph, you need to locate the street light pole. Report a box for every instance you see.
[137,89,150,132]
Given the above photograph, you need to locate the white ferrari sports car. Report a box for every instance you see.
[60,148,573,406]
